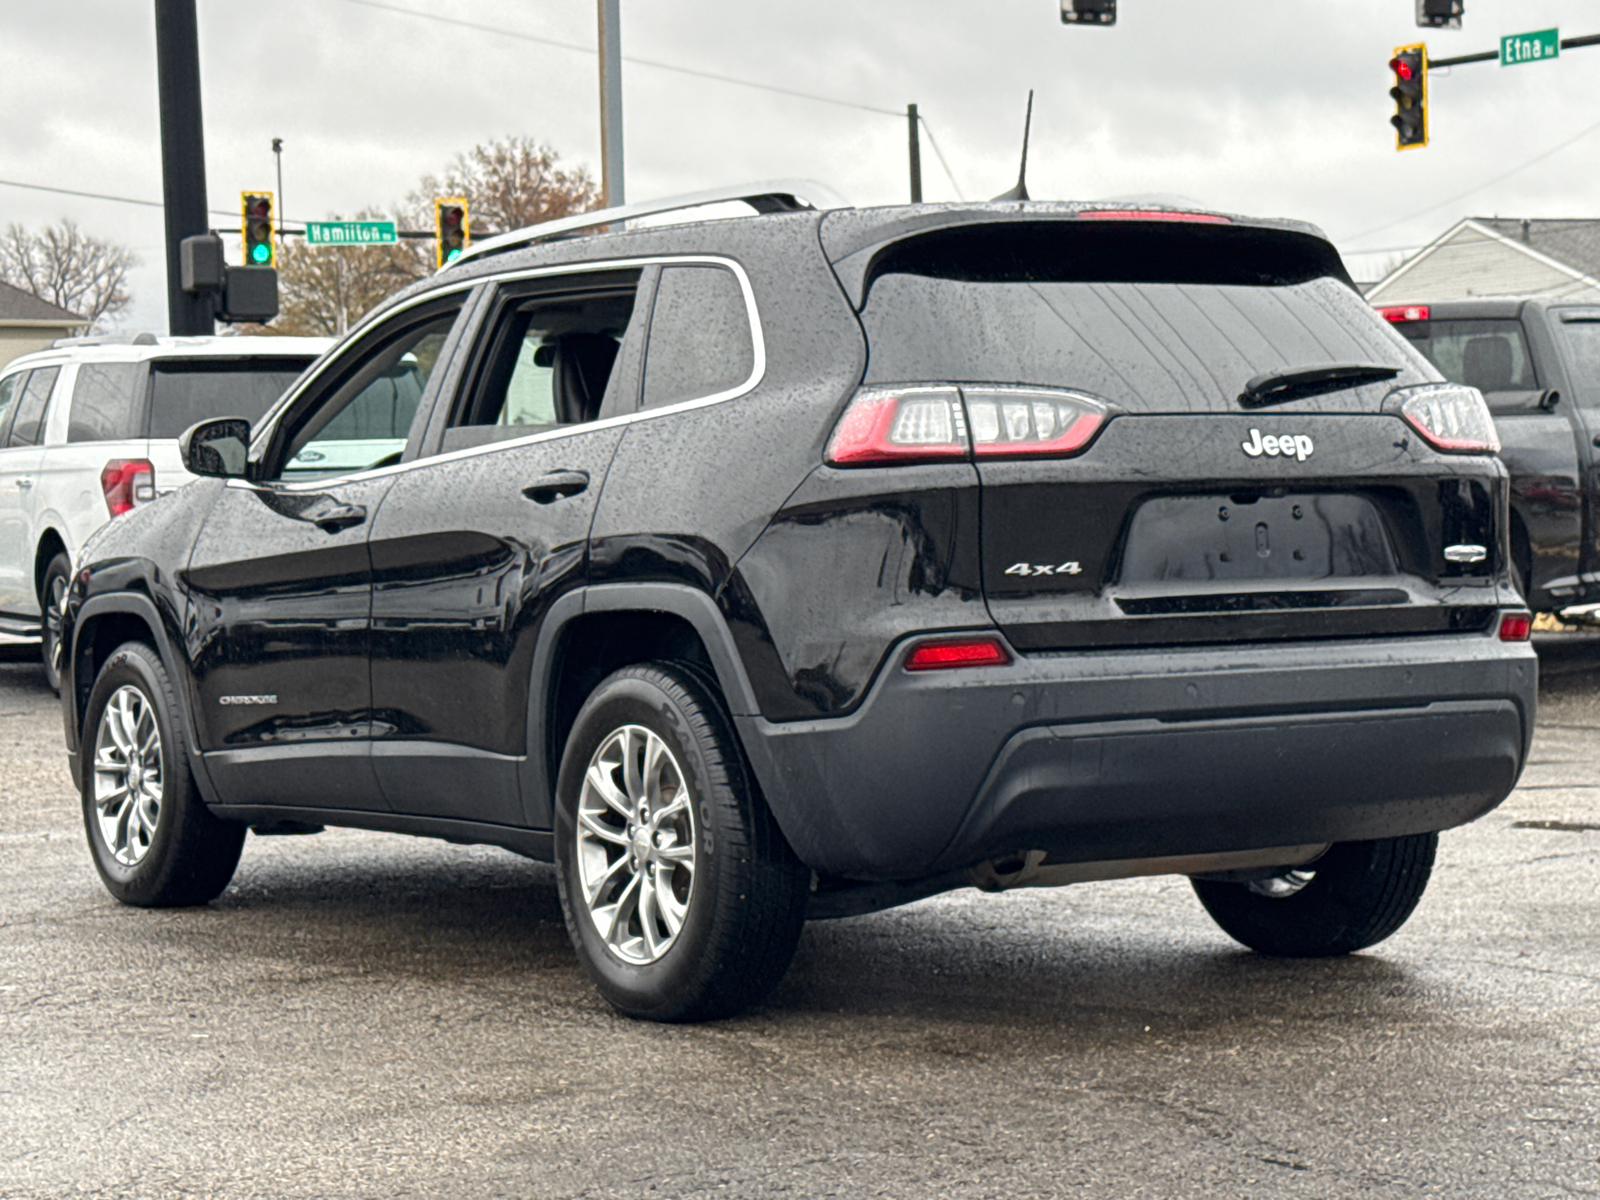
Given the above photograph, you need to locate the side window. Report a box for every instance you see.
[0,373,21,444]
[271,304,463,481]
[442,282,639,453]
[641,265,755,409]
[68,363,145,443]
[6,367,60,447]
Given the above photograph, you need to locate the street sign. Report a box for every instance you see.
[304,220,398,246]
[1501,28,1560,66]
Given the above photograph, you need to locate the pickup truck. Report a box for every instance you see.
[1379,298,1600,612]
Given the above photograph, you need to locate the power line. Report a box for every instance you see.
[334,0,903,117]
[917,116,965,200]
[1344,113,1600,246]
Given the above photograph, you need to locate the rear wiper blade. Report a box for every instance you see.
[1239,363,1401,409]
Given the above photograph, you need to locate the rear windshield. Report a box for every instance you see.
[861,273,1422,413]
[148,359,314,438]
[1391,318,1538,392]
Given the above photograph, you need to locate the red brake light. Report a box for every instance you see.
[1378,305,1429,323]
[101,459,155,517]
[1498,612,1532,642]
[825,387,969,465]
[1078,210,1231,224]
[904,635,1011,671]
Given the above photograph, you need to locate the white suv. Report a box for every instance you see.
[0,334,330,687]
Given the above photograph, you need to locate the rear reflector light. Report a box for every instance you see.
[101,459,155,517]
[1078,209,1232,224]
[1498,612,1533,642]
[826,385,1108,465]
[904,635,1012,671]
[825,386,968,465]
[1394,384,1500,454]
[1378,305,1429,323]
[963,387,1107,458]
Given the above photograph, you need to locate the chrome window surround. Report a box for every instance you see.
[235,254,765,493]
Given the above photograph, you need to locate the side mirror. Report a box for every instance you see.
[1539,388,1561,412]
[179,417,251,478]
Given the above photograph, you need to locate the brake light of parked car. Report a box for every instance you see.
[1077,209,1232,224]
[101,459,155,517]
[903,635,1012,671]
[1378,305,1429,323]
[963,387,1108,458]
[1394,384,1500,454]
[1497,612,1533,642]
[825,386,970,465]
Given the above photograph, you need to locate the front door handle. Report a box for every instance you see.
[522,470,590,505]
[311,503,368,533]
[16,477,33,489]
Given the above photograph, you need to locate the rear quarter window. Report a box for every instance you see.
[147,358,315,438]
[68,363,146,442]
[641,265,755,409]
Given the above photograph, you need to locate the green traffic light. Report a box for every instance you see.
[445,248,461,262]
[251,243,272,264]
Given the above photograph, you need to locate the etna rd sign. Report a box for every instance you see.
[1501,28,1560,66]
[304,220,398,246]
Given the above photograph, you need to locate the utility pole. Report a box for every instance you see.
[153,0,213,336]
[907,104,923,203]
[597,0,625,208]
[272,137,285,254]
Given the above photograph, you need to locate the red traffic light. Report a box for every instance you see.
[1390,57,1415,80]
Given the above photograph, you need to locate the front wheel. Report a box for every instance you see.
[554,663,809,1022]
[1191,834,1438,957]
[82,641,246,907]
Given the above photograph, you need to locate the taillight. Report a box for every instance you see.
[963,387,1107,458]
[1378,304,1429,323]
[101,459,155,517]
[1498,611,1533,642]
[1393,384,1500,454]
[826,385,1108,466]
[825,387,968,465]
[904,635,1011,671]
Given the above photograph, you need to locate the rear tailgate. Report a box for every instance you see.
[848,217,1506,650]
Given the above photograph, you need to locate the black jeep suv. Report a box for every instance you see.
[60,187,1536,1021]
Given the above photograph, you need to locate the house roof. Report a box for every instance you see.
[1472,218,1600,281]
[0,280,87,325]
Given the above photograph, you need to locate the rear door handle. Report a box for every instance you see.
[522,470,590,504]
[311,503,368,533]
[16,477,33,489]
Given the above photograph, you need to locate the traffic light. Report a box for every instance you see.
[1416,0,1462,29]
[241,192,275,266]
[1389,45,1428,150]
[1060,0,1115,25]
[435,198,469,268]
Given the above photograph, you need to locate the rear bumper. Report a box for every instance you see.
[736,631,1536,880]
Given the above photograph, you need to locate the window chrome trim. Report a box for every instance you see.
[239,254,765,494]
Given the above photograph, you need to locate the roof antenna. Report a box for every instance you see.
[993,89,1034,202]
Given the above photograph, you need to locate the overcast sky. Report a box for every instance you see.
[3,0,1597,332]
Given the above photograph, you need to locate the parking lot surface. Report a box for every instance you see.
[1,639,1597,1199]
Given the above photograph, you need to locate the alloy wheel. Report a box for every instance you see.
[92,685,164,866]
[575,724,697,965]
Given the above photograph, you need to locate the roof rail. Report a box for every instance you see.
[52,331,161,348]
[445,179,848,270]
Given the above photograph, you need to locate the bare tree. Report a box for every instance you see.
[409,135,600,240]
[0,220,137,328]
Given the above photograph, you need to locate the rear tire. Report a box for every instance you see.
[81,641,245,907]
[39,551,70,694]
[1191,834,1437,957]
[553,663,809,1022]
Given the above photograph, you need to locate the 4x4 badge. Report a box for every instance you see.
[1004,562,1082,577]
[1242,429,1314,462]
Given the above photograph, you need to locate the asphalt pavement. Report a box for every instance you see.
[1,638,1597,1198]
